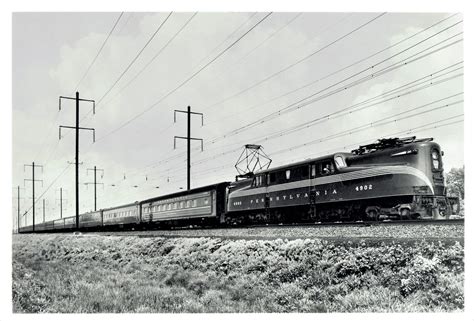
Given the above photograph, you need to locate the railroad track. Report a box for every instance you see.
[67,218,463,244]
[182,218,465,230]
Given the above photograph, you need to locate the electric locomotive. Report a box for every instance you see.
[225,136,459,223]
[18,136,459,233]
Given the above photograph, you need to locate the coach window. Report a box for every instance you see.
[186,200,191,208]
[192,199,197,207]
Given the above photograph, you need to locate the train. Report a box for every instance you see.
[18,136,460,233]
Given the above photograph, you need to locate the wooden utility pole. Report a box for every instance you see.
[173,106,204,191]
[24,162,43,232]
[59,92,95,230]
[85,166,104,211]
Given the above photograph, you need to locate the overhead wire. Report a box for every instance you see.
[202,12,387,112]
[123,15,464,176]
[32,13,272,203]
[93,12,273,143]
[204,13,460,127]
[74,12,124,92]
[170,114,465,181]
[95,12,173,106]
[96,12,199,112]
[209,25,463,141]
[98,28,464,183]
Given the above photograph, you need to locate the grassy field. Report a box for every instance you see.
[12,234,464,313]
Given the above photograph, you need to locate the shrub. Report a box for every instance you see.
[399,255,440,297]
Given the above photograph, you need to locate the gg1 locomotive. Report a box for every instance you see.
[18,136,459,233]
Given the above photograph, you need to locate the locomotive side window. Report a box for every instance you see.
[286,170,291,180]
[254,175,266,187]
[269,172,276,183]
[300,166,309,178]
[311,165,316,178]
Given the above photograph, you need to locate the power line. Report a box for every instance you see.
[94,12,273,143]
[72,16,463,191]
[204,13,460,127]
[271,100,464,156]
[209,30,463,141]
[203,12,387,112]
[192,12,258,69]
[106,76,462,189]
[74,12,124,92]
[96,12,199,113]
[32,13,125,163]
[102,16,463,177]
[96,12,173,105]
[172,114,465,180]
[197,67,463,157]
[170,93,463,170]
[167,115,464,183]
[160,65,464,175]
[23,163,72,217]
[210,12,303,81]
[101,51,462,184]
[86,14,456,167]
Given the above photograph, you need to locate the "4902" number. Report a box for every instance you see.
[355,184,372,192]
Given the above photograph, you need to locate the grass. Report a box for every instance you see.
[12,234,464,313]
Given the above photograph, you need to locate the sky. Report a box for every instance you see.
[12,12,464,227]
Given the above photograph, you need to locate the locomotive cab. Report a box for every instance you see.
[349,136,457,220]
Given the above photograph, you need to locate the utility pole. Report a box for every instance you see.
[85,166,104,211]
[174,106,204,191]
[42,199,46,223]
[13,186,25,233]
[56,188,68,219]
[24,162,43,232]
[59,92,95,230]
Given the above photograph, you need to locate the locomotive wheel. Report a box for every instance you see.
[400,208,411,220]
[367,210,378,221]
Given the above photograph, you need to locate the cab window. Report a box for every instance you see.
[334,156,346,169]
[318,160,335,176]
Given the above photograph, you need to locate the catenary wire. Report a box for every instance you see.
[93,12,273,143]
[74,12,124,92]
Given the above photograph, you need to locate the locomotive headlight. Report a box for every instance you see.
[431,150,440,169]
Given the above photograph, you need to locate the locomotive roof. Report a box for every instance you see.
[254,153,347,175]
[252,137,437,176]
